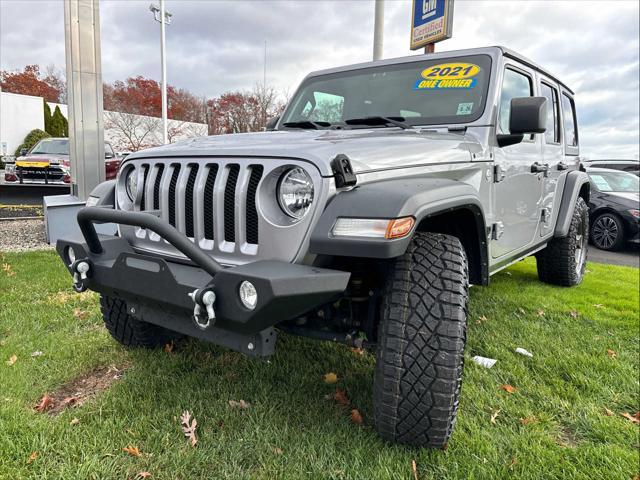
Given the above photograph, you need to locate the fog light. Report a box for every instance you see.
[66,245,77,264]
[239,281,258,310]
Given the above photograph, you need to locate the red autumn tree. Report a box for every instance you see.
[0,65,62,102]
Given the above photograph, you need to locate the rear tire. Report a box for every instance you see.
[536,196,589,286]
[100,295,181,348]
[373,232,469,448]
[590,212,625,251]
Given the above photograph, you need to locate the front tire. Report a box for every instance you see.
[536,196,589,286]
[100,295,181,348]
[373,232,469,448]
[590,212,625,251]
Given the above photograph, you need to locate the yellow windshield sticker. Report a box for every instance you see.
[414,63,480,91]
[16,161,50,168]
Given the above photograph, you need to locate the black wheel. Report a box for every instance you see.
[373,232,468,448]
[536,196,589,286]
[590,212,625,251]
[100,295,181,348]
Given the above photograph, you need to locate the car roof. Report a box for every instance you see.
[583,159,639,164]
[306,46,574,94]
[586,167,637,174]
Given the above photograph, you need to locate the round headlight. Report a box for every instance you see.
[277,167,314,219]
[125,168,138,201]
[239,281,258,310]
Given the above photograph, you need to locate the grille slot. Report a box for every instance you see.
[203,164,219,241]
[140,165,149,211]
[246,165,263,245]
[224,164,240,243]
[153,164,165,210]
[168,164,181,227]
[184,164,199,238]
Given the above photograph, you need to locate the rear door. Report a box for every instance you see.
[491,64,544,258]
[538,79,564,236]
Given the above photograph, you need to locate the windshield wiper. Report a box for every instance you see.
[344,116,412,130]
[282,120,331,130]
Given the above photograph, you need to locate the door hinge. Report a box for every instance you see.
[493,165,506,183]
[491,221,505,240]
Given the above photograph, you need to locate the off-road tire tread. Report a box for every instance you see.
[100,295,179,348]
[373,232,469,448]
[536,197,588,286]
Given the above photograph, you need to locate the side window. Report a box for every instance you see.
[562,93,578,147]
[540,82,560,144]
[498,68,533,135]
[105,144,115,158]
[309,91,344,123]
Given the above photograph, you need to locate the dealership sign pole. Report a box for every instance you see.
[410,0,454,53]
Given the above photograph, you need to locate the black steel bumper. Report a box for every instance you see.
[56,207,350,356]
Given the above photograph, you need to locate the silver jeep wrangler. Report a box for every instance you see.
[57,46,590,447]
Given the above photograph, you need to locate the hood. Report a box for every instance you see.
[127,129,479,176]
[604,191,640,206]
[16,153,69,165]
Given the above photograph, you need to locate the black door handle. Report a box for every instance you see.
[557,162,569,171]
[531,162,549,174]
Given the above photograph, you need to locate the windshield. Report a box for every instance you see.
[30,139,69,155]
[589,171,639,193]
[280,54,492,128]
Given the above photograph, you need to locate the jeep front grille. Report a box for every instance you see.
[119,158,325,266]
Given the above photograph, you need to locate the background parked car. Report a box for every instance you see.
[583,159,639,176]
[3,138,120,184]
[586,167,639,250]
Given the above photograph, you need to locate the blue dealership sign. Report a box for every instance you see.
[410,0,454,50]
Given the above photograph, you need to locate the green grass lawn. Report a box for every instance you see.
[1,250,638,479]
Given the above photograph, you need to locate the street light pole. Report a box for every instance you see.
[149,2,172,144]
[372,0,384,61]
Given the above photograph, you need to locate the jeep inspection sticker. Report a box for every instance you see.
[414,63,480,91]
[456,103,474,115]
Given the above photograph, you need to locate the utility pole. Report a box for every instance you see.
[372,0,384,61]
[150,2,172,144]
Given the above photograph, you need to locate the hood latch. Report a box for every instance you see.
[331,154,357,188]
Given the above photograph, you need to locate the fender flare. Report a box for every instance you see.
[87,180,116,208]
[309,176,488,282]
[554,170,590,237]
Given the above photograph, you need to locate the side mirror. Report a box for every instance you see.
[266,116,280,131]
[105,152,114,159]
[497,96,547,148]
[20,148,28,156]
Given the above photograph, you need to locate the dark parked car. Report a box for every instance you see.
[583,159,639,176]
[4,138,120,185]
[586,167,639,250]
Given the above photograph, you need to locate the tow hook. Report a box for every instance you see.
[70,259,92,293]
[188,288,216,330]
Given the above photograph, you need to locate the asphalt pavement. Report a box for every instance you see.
[588,244,639,268]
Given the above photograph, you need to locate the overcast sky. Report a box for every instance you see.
[1,0,638,159]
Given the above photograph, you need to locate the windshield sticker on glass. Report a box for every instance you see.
[456,103,474,115]
[414,63,480,91]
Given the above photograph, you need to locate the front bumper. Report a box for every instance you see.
[56,207,350,356]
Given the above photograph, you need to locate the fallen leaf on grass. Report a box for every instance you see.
[228,399,251,409]
[412,459,419,480]
[501,384,517,394]
[520,416,537,425]
[180,410,198,447]
[70,418,80,425]
[569,310,579,319]
[323,372,338,384]
[2,263,16,277]
[509,457,518,469]
[34,393,53,412]
[350,347,365,356]
[163,342,174,353]
[272,447,283,455]
[537,309,545,317]
[73,308,89,320]
[350,409,363,424]
[603,408,614,417]
[27,451,38,464]
[606,349,617,359]
[518,308,526,315]
[122,446,141,457]
[61,396,77,408]
[6,354,17,366]
[476,315,488,325]
[31,351,43,357]
[490,410,501,424]
[333,389,350,406]
[593,303,604,309]
[136,473,152,479]
[621,412,640,425]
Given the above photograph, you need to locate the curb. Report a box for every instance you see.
[0,216,44,222]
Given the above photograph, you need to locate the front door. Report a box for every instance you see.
[491,65,544,258]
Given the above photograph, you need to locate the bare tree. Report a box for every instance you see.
[104,111,160,152]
